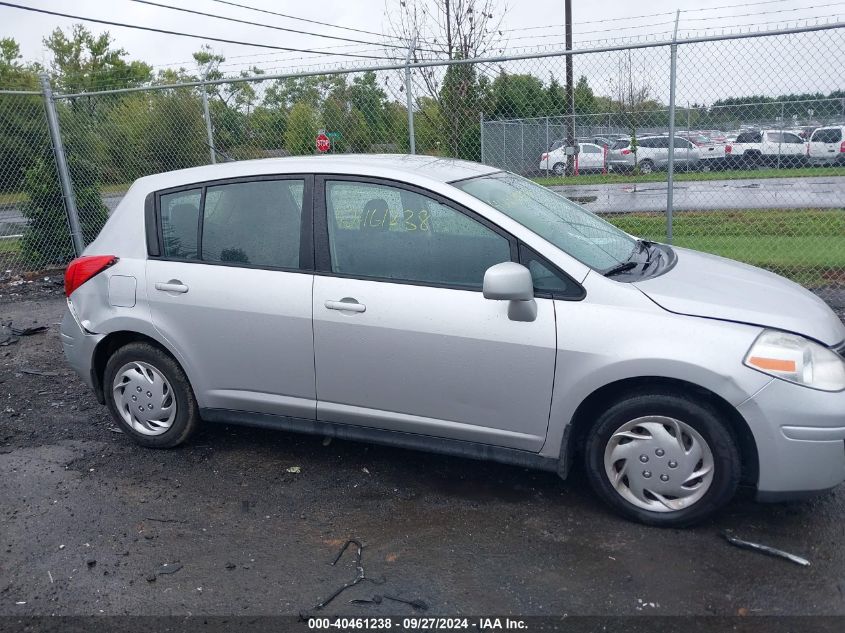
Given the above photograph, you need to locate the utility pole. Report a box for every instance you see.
[404,35,417,154]
[564,0,575,176]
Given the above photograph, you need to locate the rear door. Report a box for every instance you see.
[311,176,558,451]
[146,176,317,420]
[809,127,842,160]
[579,143,604,170]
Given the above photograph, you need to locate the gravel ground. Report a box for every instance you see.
[1,281,844,619]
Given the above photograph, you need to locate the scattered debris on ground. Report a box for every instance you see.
[309,540,384,612]
[722,532,811,567]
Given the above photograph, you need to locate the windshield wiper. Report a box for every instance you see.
[604,261,639,277]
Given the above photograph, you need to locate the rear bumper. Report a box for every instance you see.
[737,378,845,501]
[60,301,103,390]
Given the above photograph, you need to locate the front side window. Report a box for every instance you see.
[160,189,201,260]
[325,180,510,289]
[453,171,637,271]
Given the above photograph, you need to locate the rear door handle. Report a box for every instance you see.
[325,299,366,313]
[155,281,189,294]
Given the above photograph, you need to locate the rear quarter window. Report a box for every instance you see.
[160,189,201,260]
[812,128,843,143]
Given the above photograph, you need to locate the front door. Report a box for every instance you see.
[146,176,316,420]
[311,177,557,451]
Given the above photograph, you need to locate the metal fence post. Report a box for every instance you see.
[777,101,784,169]
[405,36,417,155]
[545,116,550,176]
[480,112,485,163]
[39,73,84,257]
[665,10,681,245]
[201,71,216,164]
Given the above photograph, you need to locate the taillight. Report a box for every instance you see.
[64,255,118,297]
[725,144,732,154]
[840,140,845,153]
[541,152,549,160]
[621,148,631,155]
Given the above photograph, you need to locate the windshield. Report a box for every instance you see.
[453,171,637,271]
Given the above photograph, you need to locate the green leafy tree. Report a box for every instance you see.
[0,38,43,192]
[43,25,151,94]
[490,72,548,119]
[21,154,108,267]
[574,75,597,114]
[284,102,318,156]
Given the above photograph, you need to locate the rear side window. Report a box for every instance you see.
[611,139,629,150]
[812,128,842,143]
[160,189,201,260]
[202,180,304,268]
[156,178,306,269]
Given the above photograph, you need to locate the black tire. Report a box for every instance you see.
[583,390,740,527]
[638,159,654,174]
[552,162,565,176]
[103,342,199,448]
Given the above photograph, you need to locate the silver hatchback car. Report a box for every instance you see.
[61,155,845,526]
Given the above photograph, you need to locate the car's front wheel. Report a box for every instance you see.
[584,391,740,526]
[104,342,199,448]
[552,162,565,176]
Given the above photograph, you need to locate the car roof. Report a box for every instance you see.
[133,154,498,192]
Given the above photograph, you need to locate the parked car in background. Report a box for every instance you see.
[807,125,845,164]
[725,129,807,167]
[694,134,728,170]
[702,130,728,144]
[540,142,606,175]
[607,136,700,173]
[61,155,845,527]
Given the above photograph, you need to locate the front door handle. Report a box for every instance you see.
[155,281,189,294]
[325,299,366,313]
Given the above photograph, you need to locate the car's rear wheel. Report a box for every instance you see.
[584,391,740,527]
[104,342,199,448]
[638,159,654,174]
[552,162,565,176]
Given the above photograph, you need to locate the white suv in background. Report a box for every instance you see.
[725,129,807,166]
[808,126,845,165]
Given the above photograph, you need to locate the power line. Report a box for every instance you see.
[498,10,675,33]
[683,1,845,22]
[208,0,407,42]
[127,0,429,53]
[684,0,795,13]
[0,1,394,59]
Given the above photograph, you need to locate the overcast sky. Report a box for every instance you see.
[4,0,843,104]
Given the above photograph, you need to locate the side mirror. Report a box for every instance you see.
[483,262,537,322]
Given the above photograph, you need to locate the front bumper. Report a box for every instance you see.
[60,301,104,390]
[738,377,845,501]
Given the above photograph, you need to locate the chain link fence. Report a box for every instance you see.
[0,24,843,304]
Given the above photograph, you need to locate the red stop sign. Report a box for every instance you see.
[316,133,330,153]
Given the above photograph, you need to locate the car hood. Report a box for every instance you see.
[633,247,845,346]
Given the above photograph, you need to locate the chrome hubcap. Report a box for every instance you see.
[112,361,176,436]
[603,416,714,512]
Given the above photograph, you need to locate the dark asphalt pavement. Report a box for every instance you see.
[1,291,845,619]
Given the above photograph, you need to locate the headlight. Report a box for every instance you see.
[744,330,845,392]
